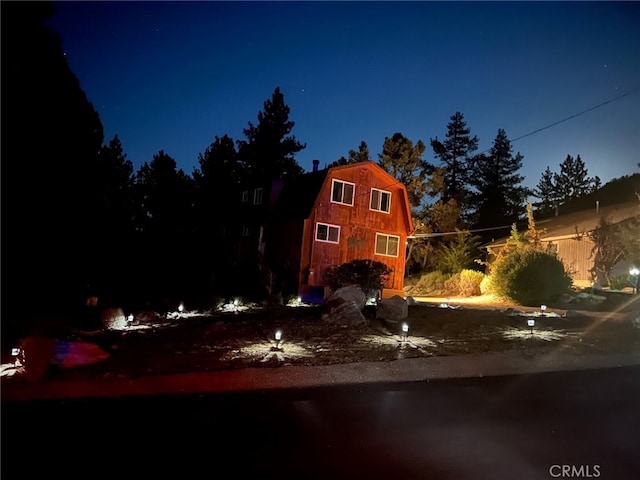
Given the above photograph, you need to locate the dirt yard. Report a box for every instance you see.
[13,292,636,384]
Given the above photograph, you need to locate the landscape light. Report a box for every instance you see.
[527,319,535,335]
[127,314,134,323]
[178,302,184,313]
[630,267,640,294]
[274,329,283,349]
[401,322,409,341]
[540,305,547,315]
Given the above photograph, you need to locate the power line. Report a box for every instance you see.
[408,224,513,239]
[511,86,640,144]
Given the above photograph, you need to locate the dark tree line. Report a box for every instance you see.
[2,2,619,326]
[2,3,308,323]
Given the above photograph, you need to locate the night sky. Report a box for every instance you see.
[49,1,640,189]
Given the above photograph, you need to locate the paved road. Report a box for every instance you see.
[3,366,639,480]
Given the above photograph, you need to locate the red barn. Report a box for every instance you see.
[263,161,414,301]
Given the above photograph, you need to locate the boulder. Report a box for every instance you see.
[100,307,127,330]
[322,297,367,326]
[406,296,420,306]
[328,285,366,310]
[376,295,408,322]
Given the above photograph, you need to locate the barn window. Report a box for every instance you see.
[253,188,263,205]
[375,233,399,257]
[331,179,355,206]
[370,188,391,213]
[316,222,340,243]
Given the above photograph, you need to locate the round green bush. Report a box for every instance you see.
[491,249,572,306]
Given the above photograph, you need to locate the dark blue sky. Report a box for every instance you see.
[49,1,640,190]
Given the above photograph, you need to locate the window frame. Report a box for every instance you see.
[241,190,249,202]
[370,188,391,213]
[253,187,263,205]
[375,233,400,257]
[315,222,341,244]
[331,179,355,206]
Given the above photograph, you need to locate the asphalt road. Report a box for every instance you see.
[3,366,640,480]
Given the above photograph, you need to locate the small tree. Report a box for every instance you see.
[589,216,628,286]
[434,230,482,274]
[323,259,392,298]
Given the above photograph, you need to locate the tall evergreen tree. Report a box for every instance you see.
[378,132,433,208]
[328,141,370,167]
[2,1,105,318]
[96,135,135,229]
[237,87,306,180]
[553,154,595,204]
[430,112,478,206]
[532,166,558,215]
[467,129,528,231]
[192,134,243,290]
[132,151,196,302]
[134,150,194,237]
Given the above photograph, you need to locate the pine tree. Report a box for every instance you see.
[532,166,558,215]
[378,132,432,208]
[193,134,243,235]
[467,129,528,231]
[430,112,478,206]
[2,1,105,316]
[553,154,595,204]
[328,141,370,167]
[237,87,305,180]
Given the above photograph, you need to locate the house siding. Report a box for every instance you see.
[302,163,411,294]
[555,237,594,286]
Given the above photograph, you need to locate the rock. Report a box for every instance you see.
[322,297,367,326]
[328,285,366,310]
[135,311,159,324]
[406,296,419,306]
[100,307,127,330]
[376,295,408,322]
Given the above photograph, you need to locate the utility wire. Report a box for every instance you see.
[511,86,640,144]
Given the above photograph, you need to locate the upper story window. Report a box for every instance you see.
[375,233,400,257]
[315,222,340,244]
[241,190,249,202]
[253,187,263,205]
[331,179,355,206]
[370,188,391,213]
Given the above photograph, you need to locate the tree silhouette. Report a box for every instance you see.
[237,87,306,180]
[378,132,432,208]
[2,1,105,319]
[328,141,371,168]
[430,112,478,207]
[467,128,528,232]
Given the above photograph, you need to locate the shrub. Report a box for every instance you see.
[443,273,461,295]
[413,271,451,295]
[323,259,392,298]
[491,249,572,306]
[459,269,484,296]
[609,274,633,291]
[480,275,494,295]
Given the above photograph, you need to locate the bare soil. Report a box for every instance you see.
[23,293,640,384]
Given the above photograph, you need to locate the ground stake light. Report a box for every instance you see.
[402,323,409,342]
[275,330,282,349]
[540,305,547,315]
[528,319,535,335]
[630,266,640,294]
